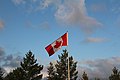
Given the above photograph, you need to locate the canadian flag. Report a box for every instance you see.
[45,32,68,56]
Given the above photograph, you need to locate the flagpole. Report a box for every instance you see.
[66,31,70,80]
[68,52,70,80]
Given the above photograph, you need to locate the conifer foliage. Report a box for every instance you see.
[47,62,56,80]
[4,67,26,80]
[0,67,4,80]
[82,71,88,80]
[4,51,43,80]
[47,49,78,80]
[109,67,120,80]
[21,51,43,80]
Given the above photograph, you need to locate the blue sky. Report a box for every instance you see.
[0,0,120,78]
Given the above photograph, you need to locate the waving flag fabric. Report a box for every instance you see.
[45,32,68,56]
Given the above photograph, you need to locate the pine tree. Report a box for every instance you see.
[0,67,4,80]
[47,62,56,80]
[4,51,44,80]
[4,72,14,80]
[55,49,78,80]
[12,67,26,80]
[109,67,120,80]
[95,78,100,80]
[20,51,43,80]
[82,72,88,80]
[4,68,26,80]
[69,56,78,80]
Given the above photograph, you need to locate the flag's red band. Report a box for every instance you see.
[45,32,68,56]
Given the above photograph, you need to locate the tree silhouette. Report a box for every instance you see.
[82,72,88,80]
[0,67,4,80]
[55,49,78,80]
[4,51,44,80]
[47,62,57,80]
[4,67,26,80]
[109,67,120,80]
[95,78,100,80]
[21,51,43,80]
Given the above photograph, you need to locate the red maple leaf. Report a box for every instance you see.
[54,41,62,48]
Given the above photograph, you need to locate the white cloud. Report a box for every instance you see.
[41,71,48,78]
[55,0,102,34]
[78,57,120,78]
[11,0,102,34]
[0,20,4,29]
[35,0,60,11]
[12,0,25,5]
[12,0,60,12]
[41,57,120,79]
[40,0,59,9]
[1,52,22,73]
[3,55,22,68]
[83,37,108,43]
[3,67,14,73]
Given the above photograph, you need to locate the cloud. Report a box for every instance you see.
[41,66,48,78]
[83,37,108,43]
[0,47,5,60]
[39,22,51,30]
[3,67,15,73]
[3,55,22,68]
[25,20,51,30]
[12,0,40,12]
[25,20,35,28]
[12,0,60,12]
[41,57,120,79]
[89,3,107,13]
[0,51,22,73]
[1,54,22,74]
[78,57,120,78]
[12,0,25,5]
[0,47,22,73]
[55,0,102,34]
[39,0,60,10]
[11,0,102,34]
[5,54,13,61]
[11,0,59,9]
[0,20,4,29]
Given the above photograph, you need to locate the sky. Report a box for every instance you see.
[0,0,120,79]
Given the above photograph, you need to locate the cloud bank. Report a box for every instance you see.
[55,0,102,34]
[78,57,120,78]
[2,55,22,73]
[11,0,102,34]
[40,57,120,79]
[1,46,120,79]
[12,0,25,5]
[83,37,108,43]
[0,47,22,73]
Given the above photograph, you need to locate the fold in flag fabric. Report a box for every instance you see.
[45,32,68,56]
